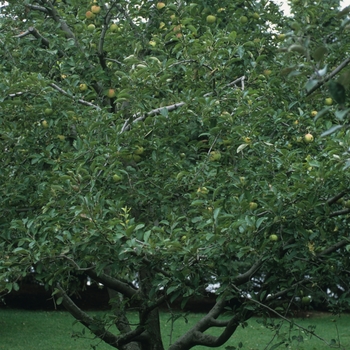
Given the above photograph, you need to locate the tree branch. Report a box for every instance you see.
[56,284,120,348]
[329,208,350,217]
[233,257,264,285]
[49,83,101,110]
[37,0,77,42]
[87,270,139,300]
[306,56,350,96]
[26,4,49,13]
[326,191,347,206]
[318,238,350,257]
[14,27,50,48]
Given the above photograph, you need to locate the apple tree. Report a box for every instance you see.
[1,0,350,349]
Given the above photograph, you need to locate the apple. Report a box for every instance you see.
[269,234,278,241]
[180,153,186,158]
[206,15,216,24]
[304,133,314,143]
[181,235,187,241]
[301,296,311,305]
[325,97,333,105]
[197,187,209,195]
[263,69,272,76]
[344,200,350,208]
[86,11,95,19]
[249,202,258,210]
[106,89,116,98]
[239,177,246,184]
[112,174,122,182]
[277,33,286,40]
[243,137,251,143]
[311,110,317,117]
[209,151,221,161]
[252,12,260,19]
[134,146,144,155]
[170,14,176,22]
[156,2,165,10]
[42,120,49,128]
[293,120,298,125]
[110,23,119,32]
[44,108,53,116]
[91,5,101,14]
[149,40,156,47]
[57,135,65,141]
[87,24,96,31]
[79,83,88,91]
[240,16,248,24]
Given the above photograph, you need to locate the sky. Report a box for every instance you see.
[277,0,350,16]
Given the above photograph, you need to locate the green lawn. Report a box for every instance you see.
[0,309,349,350]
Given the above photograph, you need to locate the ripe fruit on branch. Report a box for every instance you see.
[110,23,119,32]
[79,83,88,91]
[91,5,101,14]
[304,133,314,143]
[106,89,116,98]
[156,2,165,10]
[86,11,95,19]
[206,15,216,24]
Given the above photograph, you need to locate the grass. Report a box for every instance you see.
[0,309,349,350]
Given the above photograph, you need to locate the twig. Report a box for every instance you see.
[306,56,350,96]
[231,284,332,347]
[49,83,101,110]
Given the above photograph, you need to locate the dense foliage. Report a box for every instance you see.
[1,1,350,349]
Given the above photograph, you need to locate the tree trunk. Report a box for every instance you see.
[108,288,141,350]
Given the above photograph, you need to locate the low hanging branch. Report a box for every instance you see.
[14,27,50,49]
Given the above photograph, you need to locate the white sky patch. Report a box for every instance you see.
[274,0,350,16]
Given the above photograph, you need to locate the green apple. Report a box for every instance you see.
[149,40,156,47]
[277,33,286,40]
[252,12,260,19]
[311,110,317,117]
[325,97,333,105]
[197,187,209,195]
[57,135,65,141]
[44,108,53,116]
[240,16,248,24]
[304,133,314,143]
[79,83,88,91]
[112,174,122,182]
[209,151,221,161]
[249,202,258,210]
[41,120,49,128]
[344,200,350,208]
[110,23,119,32]
[301,296,311,305]
[87,24,96,32]
[134,146,144,155]
[206,15,216,24]
[269,234,278,241]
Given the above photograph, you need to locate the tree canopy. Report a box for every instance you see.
[1,0,350,349]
